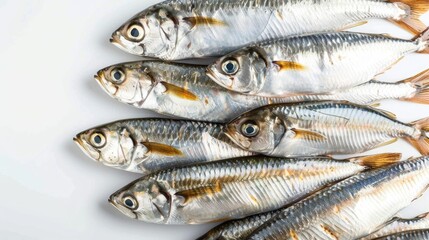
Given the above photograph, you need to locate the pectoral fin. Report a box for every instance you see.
[161,82,198,101]
[175,183,222,205]
[183,16,227,28]
[273,61,306,71]
[143,142,184,157]
[292,128,326,141]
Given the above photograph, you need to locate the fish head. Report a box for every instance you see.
[109,179,171,223]
[74,123,137,170]
[110,7,178,59]
[207,47,268,94]
[226,108,286,154]
[95,62,156,108]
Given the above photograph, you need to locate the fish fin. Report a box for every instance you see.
[401,68,429,104]
[369,102,381,108]
[348,153,402,169]
[374,138,398,149]
[375,56,404,77]
[405,117,429,154]
[389,0,429,34]
[273,61,306,71]
[339,21,368,31]
[161,82,198,101]
[376,108,397,120]
[183,16,226,28]
[175,183,222,205]
[143,142,184,157]
[292,128,326,141]
[415,212,429,219]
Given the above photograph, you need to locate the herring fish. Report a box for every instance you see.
[226,101,429,157]
[247,156,429,240]
[207,30,429,96]
[363,212,429,239]
[110,0,429,60]
[95,61,429,123]
[73,119,253,174]
[372,229,429,240]
[108,153,399,224]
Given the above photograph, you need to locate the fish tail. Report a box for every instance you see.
[390,0,429,34]
[401,68,429,104]
[349,153,402,169]
[406,117,429,154]
[414,27,429,53]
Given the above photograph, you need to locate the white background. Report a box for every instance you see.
[1,0,429,239]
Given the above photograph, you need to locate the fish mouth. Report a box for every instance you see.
[94,71,119,96]
[110,32,144,56]
[108,196,137,219]
[73,136,101,161]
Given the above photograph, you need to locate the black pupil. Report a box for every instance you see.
[94,135,102,144]
[125,199,134,207]
[226,62,235,72]
[131,28,140,38]
[114,71,122,80]
[246,125,255,134]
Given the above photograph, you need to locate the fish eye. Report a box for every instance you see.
[127,24,145,41]
[123,195,138,210]
[90,132,106,148]
[240,121,260,137]
[221,59,239,75]
[110,68,125,84]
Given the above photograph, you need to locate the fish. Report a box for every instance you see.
[207,30,429,96]
[225,101,429,157]
[363,212,429,239]
[95,61,429,123]
[371,229,429,240]
[110,0,429,60]
[73,119,253,174]
[108,153,400,225]
[246,155,429,240]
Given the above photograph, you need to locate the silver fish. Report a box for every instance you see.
[108,153,400,224]
[371,229,429,240]
[95,61,429,123]
[207,30,429,96]
[73,119,253,174]
[226,101,429,157]
[110,0,429,60]
[247,156,429,240]
[363,212,429,239]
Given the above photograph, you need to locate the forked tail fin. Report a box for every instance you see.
[401,68,429,104]
[389,0,429,34]
[405,117,429,155]
[349,153,402,169]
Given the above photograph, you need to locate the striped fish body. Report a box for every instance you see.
[112,0,414,60]
[363,213,429,239]
[110,156,378,224]
[208,32,427,96]
[247,156,429,240]
[226,101,421,157]
[75,119,253,174]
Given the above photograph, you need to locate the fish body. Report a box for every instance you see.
[208,31,429,96]
[197,211,276,240]
[373,229,429,240]
[110,0,429,60]
[95,61,429,122]
[108,154,398,224]
[226,101,429,156]
[247,156,429,240]
[363,213,429,239]
[74,119,253,174]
